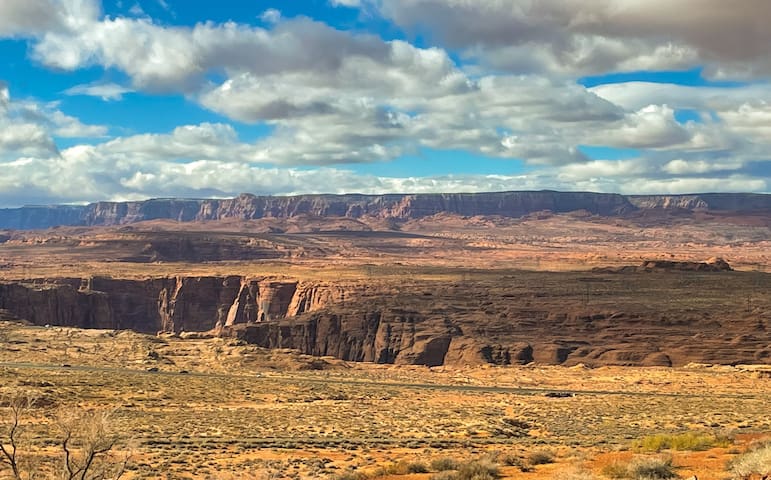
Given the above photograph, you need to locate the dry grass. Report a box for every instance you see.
[0,322,769,478]
[728,442,771,478]
[633,432,733,452]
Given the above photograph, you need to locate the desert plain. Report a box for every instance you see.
[0,192,770,479]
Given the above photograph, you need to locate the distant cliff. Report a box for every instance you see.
[1,191,769,229]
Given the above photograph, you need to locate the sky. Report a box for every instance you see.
[0,0,770,206]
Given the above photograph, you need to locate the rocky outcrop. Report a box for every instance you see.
[629,193,771,211]
[0,277,335,334]
[232,310,535,367]
[640,258,733,272]
[595,257,733,273]
[1,270,769,368]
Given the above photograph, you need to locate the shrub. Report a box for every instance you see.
[333,470,369,480]
[499,454,531,471]
[633,432,731,452]
[430,472,457,480]
[429,458,500,480]
[627,456,678,479]
[407,462,429,474]
[375,460,429,476]
[600,456,678,480]
[431,457,459,472]
[728,442,771,479]
[456,459,500,480]
[601,461,630,479]
[527,449,555,465]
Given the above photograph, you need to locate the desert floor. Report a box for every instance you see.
[1,321,769,479]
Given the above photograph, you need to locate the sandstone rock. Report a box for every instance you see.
[0,277,337,334]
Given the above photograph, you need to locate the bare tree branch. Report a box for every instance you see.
[1,394,35,480]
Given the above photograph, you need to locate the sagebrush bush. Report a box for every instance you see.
[527,449,555,465]
[600,456,678,480]
[601,461,630,479]
[627,456,678,479]
[456,459,500,480]
[431,457,460,472]
[728,442,771,478]
[333,471,368,480]
[407,461,429,474]
[430,459,500,480]
[499,453,531,471]
[430,471,457,480]
[375,460,427,476]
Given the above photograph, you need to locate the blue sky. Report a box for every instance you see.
[0,0,769,206]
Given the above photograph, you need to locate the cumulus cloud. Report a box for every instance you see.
[375,0,771,79]
[0,0,769,203]
[29,16,393,92]
[0,83,108,163]
[662,159,744,175]
[259,8,281,24]
[0,0,99,37]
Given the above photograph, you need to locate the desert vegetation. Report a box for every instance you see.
[1,393,129,480]
[0,321,768,478]
[0,207,769,478]
[728,441,771,479]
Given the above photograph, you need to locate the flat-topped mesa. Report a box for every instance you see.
[0,190,634,228]
[1,191,770,229]
[629,193,771,211]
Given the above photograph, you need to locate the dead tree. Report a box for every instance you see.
[2,394,129,480]
[58,410,128,480]
[0,394,36,480]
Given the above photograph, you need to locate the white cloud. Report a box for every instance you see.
[0,83,108,164]
[598,104,691,149]
[0,0,99,36]
[590,82,771,112]
[259,8,281,24]
[375,0,771,79]
[662,159,744,175]
[0,0,769,203]
[329,0,361,7]
[64,81,133,101]
[128,3,145,17]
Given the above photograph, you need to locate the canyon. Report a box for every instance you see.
[0,190,769,368]
[1,266,768,368]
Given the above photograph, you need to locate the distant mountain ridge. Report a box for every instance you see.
[1,191,770,229]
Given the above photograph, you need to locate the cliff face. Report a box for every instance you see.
[628,193,771,211]
[1,272,769,367]
[0,205,86,230]
[1,191,769,229]
[0,277,335,334]
[233,310,533,367]
[0,191,709,229]
[99,191,636,224]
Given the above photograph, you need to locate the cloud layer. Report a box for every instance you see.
[0,0,769,206]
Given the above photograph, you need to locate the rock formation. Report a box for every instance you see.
[2,191,769,229]
[0,276,334,334]
[2,269,767,368]
[595,258,733,273]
